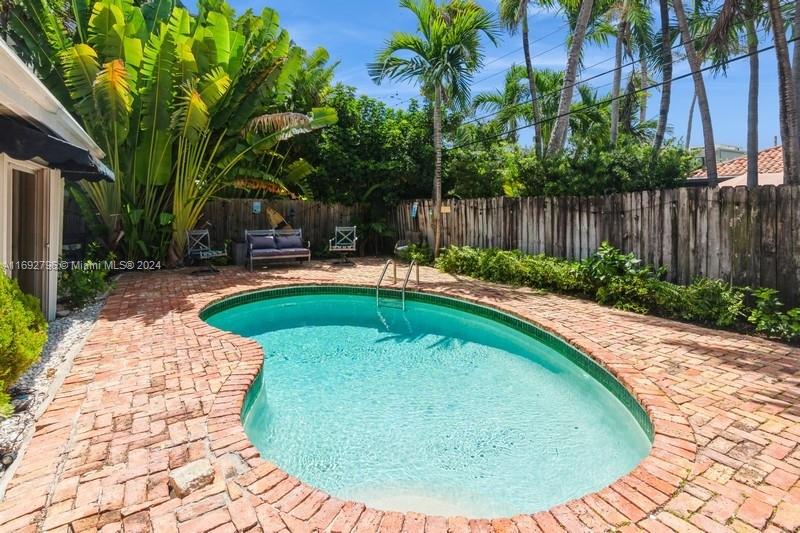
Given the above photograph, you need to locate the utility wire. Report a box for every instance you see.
[449,35,798,151]
[460,0,790,127]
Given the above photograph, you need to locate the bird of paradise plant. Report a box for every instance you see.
[8,0,336,261]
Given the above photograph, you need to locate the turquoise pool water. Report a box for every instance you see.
[206,292,651,518]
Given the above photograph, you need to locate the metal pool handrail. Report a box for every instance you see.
[401,261,419,310]
[376,259,396,305]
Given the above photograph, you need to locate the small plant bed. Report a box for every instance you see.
[436,243,800,343]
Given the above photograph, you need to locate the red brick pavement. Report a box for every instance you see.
[1,260,799,532]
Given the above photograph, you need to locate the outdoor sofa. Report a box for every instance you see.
[245,229,311,271]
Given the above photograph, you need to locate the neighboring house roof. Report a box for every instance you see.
[691,145,784,180]
[0,39,113,182]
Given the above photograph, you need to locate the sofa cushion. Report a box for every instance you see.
[276,248,309,255]
[251,248,309,258]
[251,248,288,258]
[276,235,304,249]
[248,235,276,250]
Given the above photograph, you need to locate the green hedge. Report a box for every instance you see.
[0,272,47,416]
[436,244,800,343]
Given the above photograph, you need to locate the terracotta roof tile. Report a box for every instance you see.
[692,145,784,177]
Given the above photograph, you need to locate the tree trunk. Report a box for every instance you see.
[0,0,9,40]
[653,0,672,153]
[673,0,717,185]
[522,12,543,156]
[432,83,443,257]
[685,93,696,150]
[639,50,648,123]
[768,0,800,184]
[610,21,625,145]
[794,0,800,138]
[746,17,759,189]
[547,0,595,155]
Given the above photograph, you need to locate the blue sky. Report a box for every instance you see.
[228,0,783,150]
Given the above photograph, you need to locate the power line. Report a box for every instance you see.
[460,0,789,128]
[449,35,797,151]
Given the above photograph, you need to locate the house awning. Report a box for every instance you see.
[0,114,114,182]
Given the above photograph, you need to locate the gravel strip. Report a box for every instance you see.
[0,297,104,492]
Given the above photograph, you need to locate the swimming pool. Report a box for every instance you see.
[204,287,652,518]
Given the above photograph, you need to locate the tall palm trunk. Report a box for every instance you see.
[432,83,444,256]
[745,17,759,188]
[653,0,672,153]
[639,49,648,123]
[794,1,800,135]
[767,0,800,184]
[547,0,595,155]
[685,93,696,149]
[610,21,626,145]
[521,13,544,156]
[673,0,717,185]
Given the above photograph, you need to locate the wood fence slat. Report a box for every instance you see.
[760,185,777,290]
[389,187,800,302]
[775,186,792,301]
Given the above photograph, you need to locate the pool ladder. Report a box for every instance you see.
[376,259,419,310]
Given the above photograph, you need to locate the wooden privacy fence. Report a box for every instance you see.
[201,199,364,250]
[392,186,800,304]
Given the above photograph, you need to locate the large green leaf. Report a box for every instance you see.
[272,45,302,106]
[134,26,175,186]
[140,0,174,33]
[125,8,147,42]
[309,107,339,129]
[94,59,133,142]
[70,0,92,42]
[171,85,209,141]
[175,40,199,82]
[198,67,231,110]
[59,44,100,119]
[227,31,245,77]
[205,11,231,66]
[123,37,143,82]
[88,1,126,59]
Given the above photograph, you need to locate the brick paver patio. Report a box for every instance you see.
[1,260,799,532]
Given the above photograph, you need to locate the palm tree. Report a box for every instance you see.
[472,65,530,142]
[766,0,800,183]
[605,0,652,145]
[672,0,718,185]
[652,0,672,153]
[369,0,499,256]
[532,68,565,146]
[498,0,545,155]
[707,0,763,188]
[547,0,595,155]
[794,2,800,133]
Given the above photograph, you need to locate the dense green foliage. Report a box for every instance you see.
[58,245,114,309]
[297,85,434,205]
[0,273,47,417]
[396,243,434,266]
[436,244,800,342]
[505,138,694,197]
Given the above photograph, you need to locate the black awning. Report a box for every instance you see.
[0,114,114,182]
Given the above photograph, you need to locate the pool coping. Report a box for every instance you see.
[192,282,695,524]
